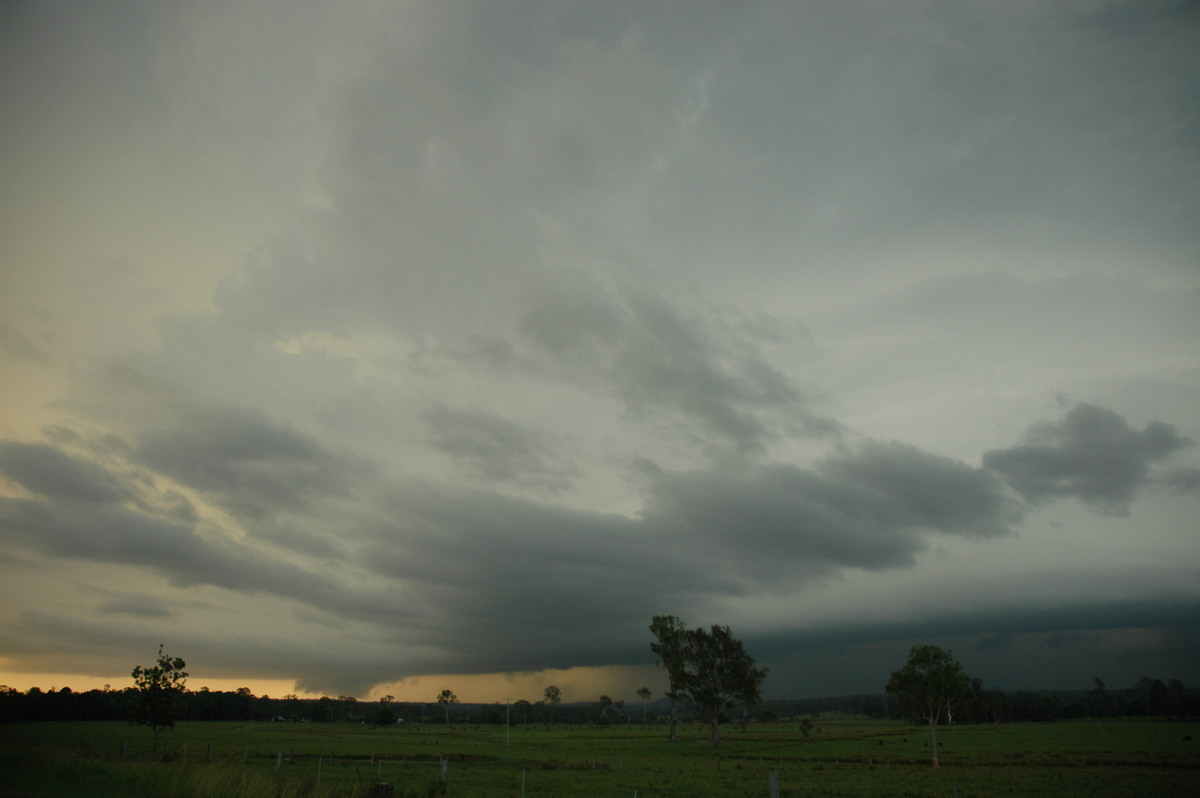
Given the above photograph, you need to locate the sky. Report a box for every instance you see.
[1,0,1198,705]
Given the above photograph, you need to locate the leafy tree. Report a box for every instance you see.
[678,624,768,748]
[543,684,561,724]
[885,644,970,768]
[436,689,458,724]
[513,698,532,724]
[636,686,652,723]
[131,644,188,751]
[649,614,689,741]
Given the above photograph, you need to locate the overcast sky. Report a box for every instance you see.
[2,0,1198,704]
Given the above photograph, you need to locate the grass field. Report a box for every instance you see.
[2,717,1197,797]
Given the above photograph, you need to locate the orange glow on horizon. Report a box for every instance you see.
[0,664,667,705]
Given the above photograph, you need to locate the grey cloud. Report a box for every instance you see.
[345,436,1020,677]
[98,599,173,619]
[0,485,409,637]
[133,402,369,521]
[518,276,823,452]
[0,441,128,504]
[821,271,1200,376]
[983,402,1194,512]
[424,405,577,491]
[361,486,715,673]
[0,497,235,580]
[822,440,1022,538]
[643,440,1018,584]
[1165,468,1200,493]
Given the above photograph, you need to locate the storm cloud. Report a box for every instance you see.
[1,0,1197,700]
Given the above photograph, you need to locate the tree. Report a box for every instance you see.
[369,694,396,726]
[1087,677,1112,719]
[543,685,561,724]
[649,614,689,742]
[636,686,652,723]
[436,689,458,724]
[678,624,768,748]
[131,644,188,752]
[596,694,614,724]
[885,644,970,768]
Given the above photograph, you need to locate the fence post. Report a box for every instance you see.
[276,751,283,773]
[768,770,780,798]
[439,755,448,785]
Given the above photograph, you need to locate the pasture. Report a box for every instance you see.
[2,717,1197,797]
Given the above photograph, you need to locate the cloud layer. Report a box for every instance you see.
[1,0,1198,699]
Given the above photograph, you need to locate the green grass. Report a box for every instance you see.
[2,718,1197,797]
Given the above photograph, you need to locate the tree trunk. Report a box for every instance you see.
[929,718,940,768]
[668,696,679,742]
[709,716,721,748]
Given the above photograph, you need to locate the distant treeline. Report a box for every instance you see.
[2,676,1195,725]
[765,676,1198,724]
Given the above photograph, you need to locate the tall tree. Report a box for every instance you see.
[596,694,614,724]
[885,644,970,768]
[649,614,688,742]
[1087,677,1111,718]
[636,686,652,723]
[436,689,458,724]
[131,644,188,752]
[678,624,768,748]
[543,684,561,724]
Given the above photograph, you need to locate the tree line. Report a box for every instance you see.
[5,675,1193,727]
[2,628,1194,737]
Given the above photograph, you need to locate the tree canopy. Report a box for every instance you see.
[130,644,187,749]
[680,624,768,748]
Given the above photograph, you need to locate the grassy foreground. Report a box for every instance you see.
[2,717,1197,797]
